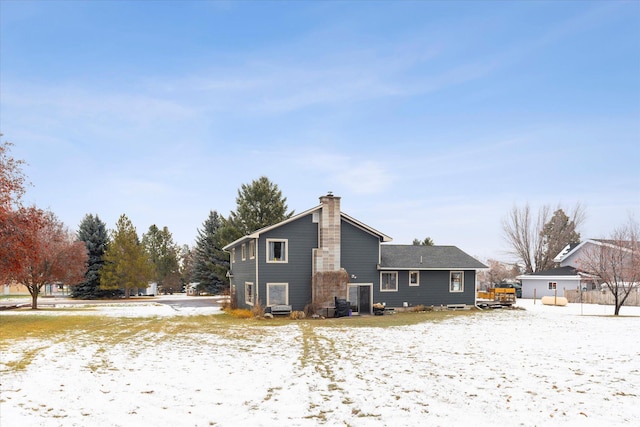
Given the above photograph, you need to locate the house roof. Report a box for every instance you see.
[553,239,635,263]
[380,245,487,270]
[222,205,392,251]
[526,266,578,277]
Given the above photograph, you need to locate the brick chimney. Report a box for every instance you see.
[317,193,341,272]
[312,193,348,308]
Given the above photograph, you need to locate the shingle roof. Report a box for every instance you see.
[527,266,578,276]
[380,245,487,270]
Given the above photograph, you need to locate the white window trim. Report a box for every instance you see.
[380,271,398,292]
[266,238,288,263]
[241,244,246,261]
[245,282,254,306]
[249,240,255,259]
[450,271,464,293]
[231,248,236,263]
[409,271,420,287]
[266,282,289,306]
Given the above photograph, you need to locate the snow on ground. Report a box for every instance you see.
[1,299,639,426]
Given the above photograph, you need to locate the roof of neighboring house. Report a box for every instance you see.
[380,245,487,270]
[222,205,392,251]
[527,266,578,276]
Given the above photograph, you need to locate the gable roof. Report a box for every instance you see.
[380,245,487,270]
[553,239,635,264]
[222,205,392,251]
[526,266,579,277]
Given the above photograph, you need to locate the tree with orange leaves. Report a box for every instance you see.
[1,138,88,308]
[12,211,88,309]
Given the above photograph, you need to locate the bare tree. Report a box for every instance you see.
[477,259,521,290]
[502,203,585,273]
[578,218,640,316]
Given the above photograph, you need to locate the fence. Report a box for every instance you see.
[564,289,640,306]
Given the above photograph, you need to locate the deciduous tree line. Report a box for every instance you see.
[1,139,292,307]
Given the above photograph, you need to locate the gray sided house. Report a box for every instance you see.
[223,194,487,314]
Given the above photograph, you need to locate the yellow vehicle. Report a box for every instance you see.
[477,287,516,307]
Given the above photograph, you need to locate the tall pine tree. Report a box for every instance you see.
[72,214,117,298]
[225,176,294,238]
[142,224,181,294]
[192,211,229,295]
[100,214,154,298]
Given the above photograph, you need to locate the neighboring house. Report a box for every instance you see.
[518,266,583,299]
[517,239,610,298]
[223,194,486,314]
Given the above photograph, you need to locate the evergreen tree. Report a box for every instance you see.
[72,214,117,298]
[412,237,434,246]
[142,224,181,294]
[225,176,294,238]
[538,208,581,272]
[192,211,229,295]
[100,214,154,297]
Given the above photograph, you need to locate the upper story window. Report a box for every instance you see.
[267,239,288,263]
[381,272,398,292]
[450,271,464,292]
[409,271,419,286]
[249,240,255,259]
[231,248,236,263]
[241,244,246,261]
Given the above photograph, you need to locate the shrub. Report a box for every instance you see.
[413,305,426,312]
[290,310,306,320]
[228,309,253,319]
[252,300,265,318]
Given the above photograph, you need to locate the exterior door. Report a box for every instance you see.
[348,284,372,314]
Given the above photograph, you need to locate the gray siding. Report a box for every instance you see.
[256,213,318,311]
[377,269,477,308]
[229,243,257,309]
[341,219,381,300]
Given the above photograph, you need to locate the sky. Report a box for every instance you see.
[1,0,639,262]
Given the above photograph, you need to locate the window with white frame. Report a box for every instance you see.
[245,282,254,305]
[381,272,398,292]
[450,271,464,292]
[231,248,236,263]
[267,283,288,306]
[409,271,419,286]
[548,282,557,290]
[266,239,288,263]
[249,240,255,259]
[241,244,246,261]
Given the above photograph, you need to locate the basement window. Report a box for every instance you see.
[245,282,254,306]
[267,283,288,306]
[267,239,288,263]
[381,272,398,292]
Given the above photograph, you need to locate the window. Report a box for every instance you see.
[267,283,288,306]
[267,239,288,263]
[245,282,254,305]
[249,240,255,259]
[450,271,464,292]
[381,272,398,292]
[548,282,557,290]
[231,248,236,263]
[241,244,246,261]
[409,271,419,286]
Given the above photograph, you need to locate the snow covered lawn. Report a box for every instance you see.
[1,300,639,426]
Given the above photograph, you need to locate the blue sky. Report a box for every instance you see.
[1,0,639,262]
